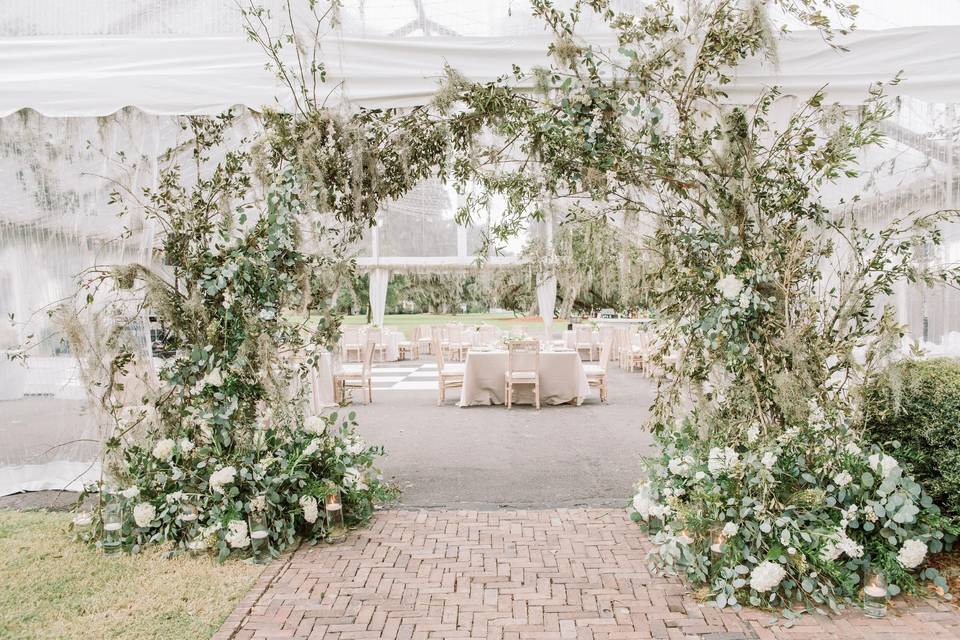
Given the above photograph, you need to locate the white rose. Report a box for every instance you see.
[749,561,786,593]
[133,502,156,528]
[151,438,176,462]
[225,520,250,548]
[897,539,928,569]
[299,495,319,524]
[716,274,744,300]
[178,438,194,454]
[209,465,237,494]
[708,447,739,474]
[120,486,140,500]
[304,416,326,435]
[722,522,739,537]
[833,471,853,488]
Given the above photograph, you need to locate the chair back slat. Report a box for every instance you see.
[432,335,446,373]
[598,336,614,370]
[507,339,540,375]
[362,340,375,374]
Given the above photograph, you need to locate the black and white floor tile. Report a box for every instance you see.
[370,362,439,391]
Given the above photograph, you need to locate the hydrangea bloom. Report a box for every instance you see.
[120,486,140,499]
[209,465,237,494]
[716,274,744,300]
[178,438,194,454]
[300,495,319,524]
[833,471,852,487]
[133,502,156,528]
[897,539,928,569]
[722,522,739,537]
[302,438,322,457]
[749,561,786,593]
[760,451,777,469]
[708,447,739,474]
[225,520,250,548]
[151,438,176,461]
[304,415,326,435]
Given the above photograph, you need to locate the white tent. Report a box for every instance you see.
[3,0,960,494]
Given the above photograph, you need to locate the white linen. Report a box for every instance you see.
[536,273,557,341]
[2,27,960,117]
[307,352,336,413]
[368,268,390,328]
[459,350,589,407]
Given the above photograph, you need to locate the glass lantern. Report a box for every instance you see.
[709,526,727,558]
[863,567,888,618]
[102,499,124,555]
[324,489,347,543]
[249,514,270,563]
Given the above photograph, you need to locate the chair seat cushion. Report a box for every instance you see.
[339,364,363,375]
[583,364,606,376]
[443,363,465,375]
[506,371,538,380]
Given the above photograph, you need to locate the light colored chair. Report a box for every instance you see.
[365,327,387,362]
[416,326,434,356]
[626,331,653,374]
[574,325,596,361]
[341,325,363,362]
[479,324,499,346]
[584,337,613,402]
[398,327,420,361]
[505,339,541,410]
[432,336,464,405]
[334,341,374,404]
[445,324,469,362]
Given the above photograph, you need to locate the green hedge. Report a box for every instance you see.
[862,357,960,517]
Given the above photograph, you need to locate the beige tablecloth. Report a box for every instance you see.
[307,352,336,412]
[459,350,590,407]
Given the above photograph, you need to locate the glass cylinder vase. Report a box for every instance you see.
[863,568,888,618]
[249,514,270,563]
[324,490,347,543]
[102,499,124,555]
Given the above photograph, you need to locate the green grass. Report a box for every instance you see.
[342,312,541,337]
[0,510,262,640]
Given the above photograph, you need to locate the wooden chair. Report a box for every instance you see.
[334,341,374,404]
[574,325,596,361]
[365,327,387,362]
[584,337,613,402]
[416,326,434,356]
[433,336,464,405]
[445,324,469,362]
[341,325,363,362]
[505,339,541,410]
[398,327,420,361]
[627,331,653,374]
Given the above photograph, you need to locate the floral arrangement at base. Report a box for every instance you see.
[74,411,388,561]
[632,405,954,614]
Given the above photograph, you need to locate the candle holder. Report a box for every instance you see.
[863,567,889,618]
[709,527,727,558]
[249,514,270,563]
[73,512,93,540]
[102,499,124,555]
[646,515,663,534]
[324,489,347,543]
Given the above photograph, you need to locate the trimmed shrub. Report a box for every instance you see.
[862,357,960,517]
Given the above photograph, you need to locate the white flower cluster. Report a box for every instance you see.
[302,438,322,457]
[151,438,176,462]
[304,415,326,435]
[707,447,739,474]
[760,451,778,470]
[300,495,319,524]
[225,520,250,548]
[820,529,863,561]
[667,455,693,476]
[749,561,786,593]
[716,274,744,300]
[722,522,739,537]
[133,502,156,528]
[209,465,237,494]
[868,453,900,479]
[121,486,140,499]
[833,471,852,488]
[897,539,928,569]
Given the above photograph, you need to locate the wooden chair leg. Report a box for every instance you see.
[535,383,540,410]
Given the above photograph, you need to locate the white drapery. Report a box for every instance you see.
[368,268,390,328]
[3,27,960,117]
[536,274,558,341]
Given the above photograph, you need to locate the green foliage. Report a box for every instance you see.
[863,358,960,517]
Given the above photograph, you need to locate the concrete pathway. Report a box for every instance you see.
[214,509,960,640]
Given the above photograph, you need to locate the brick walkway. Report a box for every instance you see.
[214,509,960,640]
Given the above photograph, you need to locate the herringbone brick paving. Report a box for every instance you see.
[214,509,960,640]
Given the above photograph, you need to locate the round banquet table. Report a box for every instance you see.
[459,349,590,407]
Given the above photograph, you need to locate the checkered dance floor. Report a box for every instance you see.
[368,362,439,391]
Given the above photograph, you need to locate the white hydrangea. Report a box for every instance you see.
[716,274,744,300]
[760,451,777,470]
[649,503,672,519]
[151,438,176,462]
[304,415,326,435]
[897,539,928,569]
[708,447,739,474]
[165,491,184,504]
[178,438,194,454]
[667,456,691,476]
[632,485,655,519]
[749,561,786,593]
[251,495,267,513]
[120,486,140,500]
[209,465,237,494]
[225,520,250,548]
[833,471,853,488]
[347,439,366,456]
[844,442,862,456]
[300,495,319,524]
[302,438,322,457]
[722,522,739,537]
[133,502,156,528]
[822,529,863,561]
[745,424,760,443]
[867,453,900,479]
